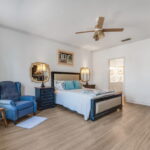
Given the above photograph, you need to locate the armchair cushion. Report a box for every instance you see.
[15,101,33,111]
[0,81,20,101]
[0,100,16,106]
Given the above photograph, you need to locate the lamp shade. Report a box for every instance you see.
[41,64,46,72]
[36,63,47,73]
[80,67,90,82]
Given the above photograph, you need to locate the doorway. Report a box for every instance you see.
[109,58,124,93]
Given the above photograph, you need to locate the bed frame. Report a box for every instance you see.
[51,71,122,121]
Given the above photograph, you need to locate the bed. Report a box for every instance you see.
[51,71,122,121]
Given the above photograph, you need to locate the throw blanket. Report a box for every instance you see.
[80,89,114,96]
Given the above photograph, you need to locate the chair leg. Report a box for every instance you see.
[13,121,17,125]
[1,111,8,127]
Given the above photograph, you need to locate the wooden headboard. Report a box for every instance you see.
[51,71,80,88]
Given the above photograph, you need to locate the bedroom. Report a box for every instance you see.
[0,0,150,150]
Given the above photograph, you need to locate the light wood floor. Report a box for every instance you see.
[1,103,150,150]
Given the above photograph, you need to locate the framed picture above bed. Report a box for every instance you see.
[58,50,74,66]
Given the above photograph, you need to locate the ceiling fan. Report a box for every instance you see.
[75,17,124,41]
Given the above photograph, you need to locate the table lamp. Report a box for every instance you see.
[37,63,47,88]
[80,67,90,85]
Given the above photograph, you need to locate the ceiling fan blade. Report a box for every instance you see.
[95,17,105,29]
[98,31,105,39]
[75,30,95,34]
[102,28,124,32]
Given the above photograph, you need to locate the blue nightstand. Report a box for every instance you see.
[35,87,55,110]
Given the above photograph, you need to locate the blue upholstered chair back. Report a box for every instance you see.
[0,81,21,101]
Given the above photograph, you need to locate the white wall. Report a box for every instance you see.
[0,27,92,95]
[93,39,150,106]
[2,25,150,107]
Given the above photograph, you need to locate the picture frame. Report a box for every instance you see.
[58,50,74,66]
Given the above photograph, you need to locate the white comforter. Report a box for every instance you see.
[55,89,114,120]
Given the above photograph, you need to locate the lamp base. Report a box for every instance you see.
[41,82,45,88]
[85,82,88,86]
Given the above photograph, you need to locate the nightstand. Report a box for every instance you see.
[35,87,55,110]
[83,84,96,89]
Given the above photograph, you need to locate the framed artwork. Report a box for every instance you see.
[58,50,74,65]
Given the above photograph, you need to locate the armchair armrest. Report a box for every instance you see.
[20,96,35,101]
[20,96,37,113]
[0,100,16,106]
[0,100,17,121]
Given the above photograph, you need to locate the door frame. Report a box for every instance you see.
[108,57,125,93]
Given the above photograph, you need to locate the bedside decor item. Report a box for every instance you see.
[58,50,74,65]
[80,67,90,85]
[35,87,55,110]
[0,108,8,127]
[31,62,50,87]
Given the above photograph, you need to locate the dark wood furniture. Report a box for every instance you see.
[35,87,55,110]
[51,71,122,121]
[83,84,96,89]
[0,108,8,127]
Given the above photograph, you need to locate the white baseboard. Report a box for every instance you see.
[126,99,150,107]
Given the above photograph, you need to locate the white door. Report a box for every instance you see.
[109,58,124,93]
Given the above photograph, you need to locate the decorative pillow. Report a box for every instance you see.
[73,80,82,89]
[64,81,74,90]
[54,80,65,90]
[0,81,20,101]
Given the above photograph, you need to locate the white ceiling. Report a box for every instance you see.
[0,0,150,51]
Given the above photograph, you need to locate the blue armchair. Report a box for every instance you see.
[0,81,37,124]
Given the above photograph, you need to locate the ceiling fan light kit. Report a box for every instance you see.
[75,17,124,41]
[93,31,104,41]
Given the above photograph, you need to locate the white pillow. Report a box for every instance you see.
[54,80,65,90]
